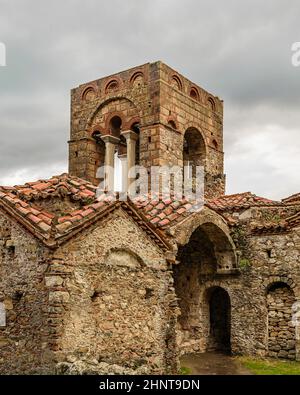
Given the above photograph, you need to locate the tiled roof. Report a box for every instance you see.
[132,194,203,229]
[251,211,300,235]
[1,173,298,245]
[286,211,300,229]
[0,189,55,238]
[0,175,171,250]
[1,173,97,203]
[282,193,300,205]
[207,192,281,211]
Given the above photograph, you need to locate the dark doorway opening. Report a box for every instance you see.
[208,287,231,353]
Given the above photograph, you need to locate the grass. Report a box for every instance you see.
[179,366,192,375]
[238,356,300,375]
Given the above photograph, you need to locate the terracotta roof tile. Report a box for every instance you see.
[6,173,289,245]
[207,192,281,211]
[282,193,300,205]
[286,211,300,229]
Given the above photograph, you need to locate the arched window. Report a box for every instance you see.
[207,97,216,111]
[105,80,119,94]
[82,87,96,101]
[190,87,200,101]
[109,116,122,137]
[183,128,206,173]
[171,75,183,91]
[130,72,144,88]
[168,120,177,130]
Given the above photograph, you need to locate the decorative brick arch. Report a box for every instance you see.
[207,96,216,112]
[170,74,183,91]
[130,71,145,88]
[80,83,98,101]
[104,76,123,94]
[127,116,141,130]
[87,97,141,130]
[105,112,126,135]
[90,124,106,137]
[190,87,200,101]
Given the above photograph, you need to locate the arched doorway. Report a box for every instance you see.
[207,287,231,353]
[183,127,206,176]
[173,219,236,354]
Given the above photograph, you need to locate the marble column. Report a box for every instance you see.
[121,130,139,193]
[101,135,120,192]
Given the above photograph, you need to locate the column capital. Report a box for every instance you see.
[121,130,139,141]
[101,135,120,144]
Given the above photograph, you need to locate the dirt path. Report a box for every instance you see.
[180,352,253,375]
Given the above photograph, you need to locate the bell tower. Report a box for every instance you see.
[69,61,225,199]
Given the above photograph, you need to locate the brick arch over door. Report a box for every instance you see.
[87,97,142,132]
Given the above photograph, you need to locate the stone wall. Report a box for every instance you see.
[49,208,179,374]
[171,207,300,361]
[0,212,53,374]
[267,284,296,359]
[247,229,300,360]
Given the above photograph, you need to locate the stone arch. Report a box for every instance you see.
[82,86,96,101]
[87,98,141,191]
[170,74,183,91]
[87,97,141,130]
[183,127,207,170]
[90,124,106,137]
[264,275,297,296]
[190,87,200,101]
[207,97,216,111]
[105,248,145,269]
[130,71,145,88]
[104,78,121,94]
[172,206,237,265]
[106,114,124,138]
[266,281,296,359]
[173,209,237,355]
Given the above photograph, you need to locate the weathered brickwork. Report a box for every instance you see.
[51,210,178,374]
[69,62,225,198]
[0,200,178,374]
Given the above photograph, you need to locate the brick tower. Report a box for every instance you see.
[69,61,225,199]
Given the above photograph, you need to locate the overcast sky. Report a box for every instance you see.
[0,0,299,200]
